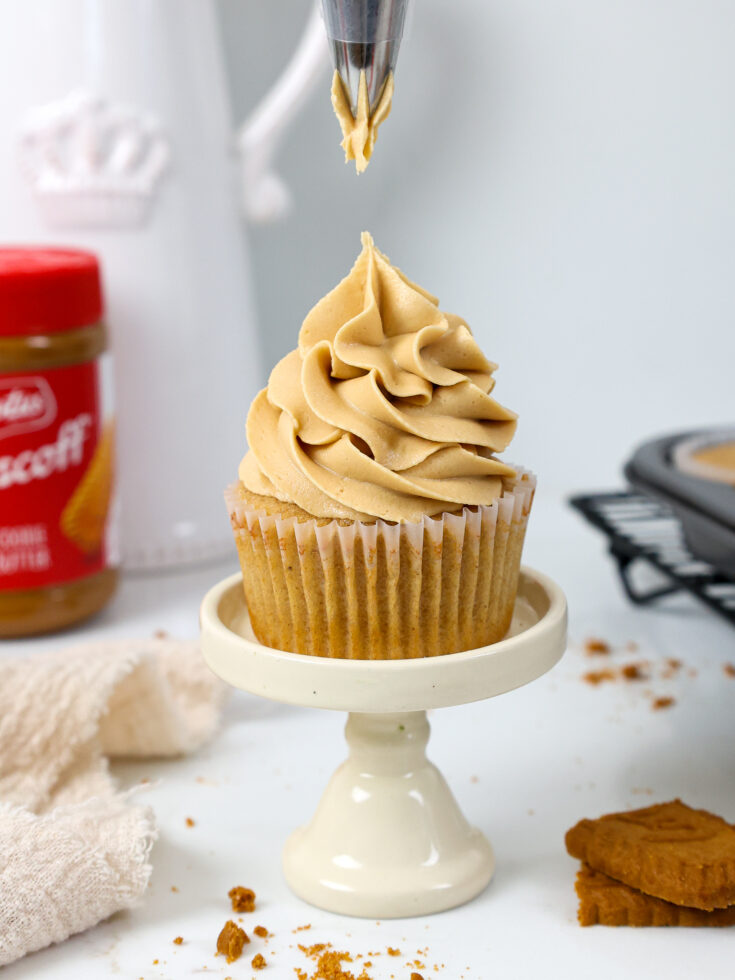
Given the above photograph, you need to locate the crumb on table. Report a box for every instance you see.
[216,920,249,963]
[185,817,195,828]
[229,885,256,912]
[621,663,647,681]
[252,952,267,969]
[173,936,183,945]
[254,925,269,938]
[584,638,610,655]
[582,669,616,685]
[387,947,401,956]
[297,942,376,979]
[724,664,735,678]
[652,696,675,711]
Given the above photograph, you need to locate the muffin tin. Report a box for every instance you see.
[624,429,735,577]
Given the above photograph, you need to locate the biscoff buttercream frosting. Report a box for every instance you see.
[239,233,518,523]
[331,70,394,173]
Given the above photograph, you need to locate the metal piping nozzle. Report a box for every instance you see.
[320,0,410,115]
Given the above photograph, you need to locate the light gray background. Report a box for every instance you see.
[219,0,735,495]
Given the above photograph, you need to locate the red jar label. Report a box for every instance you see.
[0,360,116,590]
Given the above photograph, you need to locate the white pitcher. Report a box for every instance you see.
[0,0,327,568]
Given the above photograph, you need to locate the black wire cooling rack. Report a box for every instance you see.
[569,490,735,628]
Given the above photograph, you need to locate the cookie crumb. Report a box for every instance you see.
[173,936,183,945]
[154,628,168,638]
[621,663,647,681]
[387,947,401,956]
[170,885,178,893]
[298,942,374,979]
[185,817,195,828]
[411,974,425,980]
[252,953,267,970]
[254,926,269,938]
[229,885,256,913]
[583,669,615,685]
[584,638,610,655]
[724,664,735,678]
[216,920,249,963]
[652,696,675,711]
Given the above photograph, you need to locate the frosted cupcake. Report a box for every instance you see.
[227,233,535,659]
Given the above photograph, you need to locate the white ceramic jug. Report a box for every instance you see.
[0,0,326,568]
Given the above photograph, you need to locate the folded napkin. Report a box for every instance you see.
[0,637,226,967]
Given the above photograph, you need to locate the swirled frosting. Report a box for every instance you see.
[239,233,518,523]
[331,71,394,174]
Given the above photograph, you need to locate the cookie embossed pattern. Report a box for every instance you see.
[567,800,735,926]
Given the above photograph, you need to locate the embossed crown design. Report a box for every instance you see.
[19,90,170,229]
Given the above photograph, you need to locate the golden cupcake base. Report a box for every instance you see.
[226,472,535,660]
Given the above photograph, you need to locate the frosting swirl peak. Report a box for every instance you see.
[240,233,517,522]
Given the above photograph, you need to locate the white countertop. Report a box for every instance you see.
[3,493,734,980]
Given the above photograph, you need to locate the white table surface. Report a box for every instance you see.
[3,493,734,980]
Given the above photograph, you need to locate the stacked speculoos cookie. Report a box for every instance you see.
[566,799,735,927]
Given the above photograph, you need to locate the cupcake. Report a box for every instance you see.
[227,233,535,659]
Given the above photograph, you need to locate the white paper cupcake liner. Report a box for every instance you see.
[226,468,535,659]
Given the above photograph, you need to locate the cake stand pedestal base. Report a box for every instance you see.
[283,710,494,917]
[200,567,567,919]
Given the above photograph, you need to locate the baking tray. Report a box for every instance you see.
[624,429,735,577]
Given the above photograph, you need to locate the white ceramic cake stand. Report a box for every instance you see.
[200,567,567,919]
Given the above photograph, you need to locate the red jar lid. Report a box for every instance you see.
[0,247,104,337]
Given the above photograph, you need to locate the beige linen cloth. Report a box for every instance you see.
[0,637,226,967]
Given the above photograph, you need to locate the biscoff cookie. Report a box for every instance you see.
[566,799,735,910]
[575,865,735,927]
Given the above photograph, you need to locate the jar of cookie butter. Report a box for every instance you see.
[0,248,118,636]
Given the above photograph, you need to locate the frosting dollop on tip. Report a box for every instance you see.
[331,71,394,174]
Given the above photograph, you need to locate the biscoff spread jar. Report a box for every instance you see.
[0,248,118,636]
